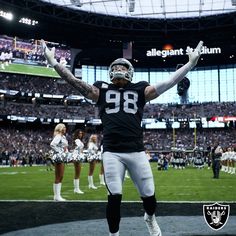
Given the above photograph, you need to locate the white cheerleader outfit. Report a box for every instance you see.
[50,134,69,163]
[87,142,98,162]
[72,139,85,162]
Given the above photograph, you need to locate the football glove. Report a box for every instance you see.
[186,40,203,68]
[41,40,58,67]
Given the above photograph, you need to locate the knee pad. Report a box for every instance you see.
[142,195,156,215]
[106,194,122,233]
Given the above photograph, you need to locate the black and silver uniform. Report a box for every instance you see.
[94,80,149,152]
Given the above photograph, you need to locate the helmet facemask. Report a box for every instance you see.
[109,58,134,82]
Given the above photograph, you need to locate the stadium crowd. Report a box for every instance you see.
[0,50,236,173]
[1,103,95,120]
[143,102,236,118]
[0,73,78,95]
[1,73,236,119]
[0,126,235,167]
[1,100,236,121]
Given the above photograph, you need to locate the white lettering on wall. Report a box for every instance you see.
[146,46,221,57]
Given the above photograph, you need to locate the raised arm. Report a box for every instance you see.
[145,41,203,101]
[41,40,99,102]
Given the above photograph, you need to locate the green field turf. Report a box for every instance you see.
[0,63,60,78]
[0,163,235,201]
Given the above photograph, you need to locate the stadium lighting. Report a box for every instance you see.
[129,0,135,12]
[232,0,236,6]
[19,17,38,26]
[0,10,13,21]
[70,0,83,7]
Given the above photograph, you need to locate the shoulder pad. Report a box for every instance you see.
[93,81,109,89]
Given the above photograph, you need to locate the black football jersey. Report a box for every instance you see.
[94,81,149,152]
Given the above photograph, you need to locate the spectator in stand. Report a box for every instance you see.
[59,56,67,66]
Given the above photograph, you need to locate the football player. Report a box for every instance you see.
[41,40,203,236]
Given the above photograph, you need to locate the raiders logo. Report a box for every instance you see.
[203,202,230,231]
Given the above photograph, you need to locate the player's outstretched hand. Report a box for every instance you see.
[41,40,58,67]
[186,41,203,68]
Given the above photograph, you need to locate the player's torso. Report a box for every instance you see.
[94,81,149,152]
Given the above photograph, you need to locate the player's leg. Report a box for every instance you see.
[103,152,126,235]
[54,163,66,201]
[88,160,97,189]
[125,152,162,236]
[73,161,84,194]
[99,162,106,185]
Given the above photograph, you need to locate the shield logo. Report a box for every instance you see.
[203,202,230,231]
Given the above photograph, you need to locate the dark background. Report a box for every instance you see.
[0,0,235,69]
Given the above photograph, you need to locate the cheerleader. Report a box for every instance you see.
[221,148,227,172]
[72,129,86,194]
[50,123,68,201]
[228,147,235,174]
[87,134,99,189]
[231,148,236,174]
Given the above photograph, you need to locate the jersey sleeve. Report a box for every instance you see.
[93,81,109,106]
[139,81,150,89]
[137,81,150,105]
[93,81,107,89]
